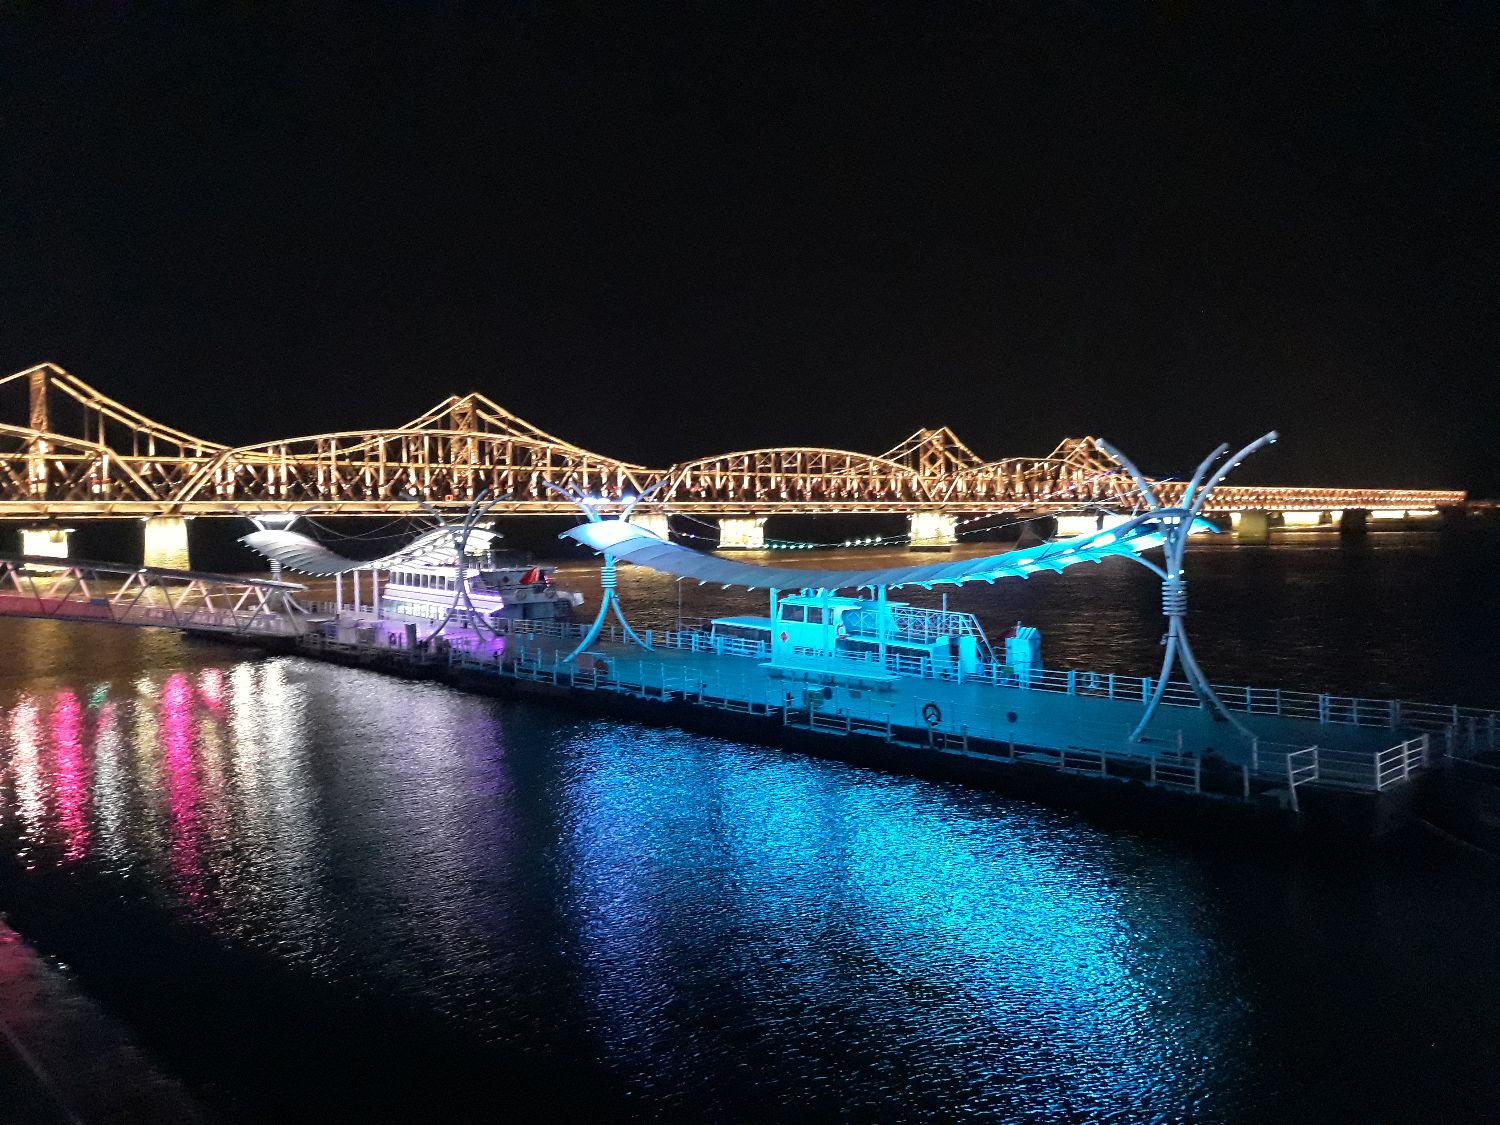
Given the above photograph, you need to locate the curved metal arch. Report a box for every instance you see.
[400,391,653,466]
[937,455,1142,507]
[658,445,933,505]
[0,363,227,454]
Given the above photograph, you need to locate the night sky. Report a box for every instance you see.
[2,3,1495,492]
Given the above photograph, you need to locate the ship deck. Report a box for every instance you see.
[306,611,1436,799]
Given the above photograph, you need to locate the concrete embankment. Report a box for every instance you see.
[0,919,205,1124]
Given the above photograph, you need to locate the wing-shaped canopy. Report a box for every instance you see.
[562,512,1212,591]
[241,527,500,576]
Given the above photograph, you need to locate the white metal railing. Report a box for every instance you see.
[1285,747,1320,812]
[347,628,1454,802]
[649,628,1500,756]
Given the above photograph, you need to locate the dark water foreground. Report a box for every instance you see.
[1,531,1499,1122]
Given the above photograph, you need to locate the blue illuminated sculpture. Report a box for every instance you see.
[557,434,1279,744]
[546,481,658,662]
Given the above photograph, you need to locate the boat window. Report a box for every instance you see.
[781,603,805,622]
[714,623,772,642]
[806,606,824,625]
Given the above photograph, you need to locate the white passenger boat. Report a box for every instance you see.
[381,547,583,626]
[240,524,585,627]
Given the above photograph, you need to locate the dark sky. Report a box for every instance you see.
[2,3,1495,492]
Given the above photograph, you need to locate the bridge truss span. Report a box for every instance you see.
[0,364,1469,518]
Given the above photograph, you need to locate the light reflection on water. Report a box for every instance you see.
[0,531,1497,1120]
[560,725,1257,1119]
[0,653,1265,1119]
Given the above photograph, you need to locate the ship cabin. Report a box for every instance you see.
[710,590,997,680]
[382,558,581,625]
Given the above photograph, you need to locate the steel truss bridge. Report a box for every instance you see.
[0,363,1465,520]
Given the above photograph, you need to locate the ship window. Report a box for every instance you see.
[806,606,824,624]
[782,603,805,622]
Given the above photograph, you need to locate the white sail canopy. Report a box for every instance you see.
[241,527,501,577]
[562,513,1211,591]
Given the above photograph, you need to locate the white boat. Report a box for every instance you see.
[381,548,583,626]
[240,524,585,627]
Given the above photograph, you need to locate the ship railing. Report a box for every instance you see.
[1284,748,1320,813]
[640,625,1499,757]
[444,634,1449,798]
[959,661,1497,758]
[1247,735,1430,794]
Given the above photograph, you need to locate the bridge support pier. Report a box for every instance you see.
[908,510,957,551]
[143,516,190,570]
[628,511,671,541]
[717,517,766,551]
[1369,508,1442,525]
[1279,510,1329,529]
[1053,513,1102,538]
[1229,510,1271,543]
[19,525,73,560]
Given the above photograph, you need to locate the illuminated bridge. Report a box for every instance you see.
[0,363,1466,560]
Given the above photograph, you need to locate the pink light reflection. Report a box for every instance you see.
[50,691,91,862]
[161,673,207,904]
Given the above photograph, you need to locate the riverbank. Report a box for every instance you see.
[0,918,204,1124]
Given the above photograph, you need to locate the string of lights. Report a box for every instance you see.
[302,514,431,542]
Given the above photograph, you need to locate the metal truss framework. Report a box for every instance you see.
[0,554,310,637]
[0,363,1467,519]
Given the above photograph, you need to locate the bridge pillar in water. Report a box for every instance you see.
[1340,509,1369,534]
[908,510,957,551]
[1367,508,1443,526]
[1053,513,1102,538]
[19,525,73,561]
[628,511,671,541]
[718,517,766,551]
[143,516,190,570]
[1279,510,1328,529]
[1230,510,1271,543]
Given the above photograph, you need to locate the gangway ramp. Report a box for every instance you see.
[0,554,309,639]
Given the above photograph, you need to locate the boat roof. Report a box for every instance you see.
[562,512,1207,592]
[711,615,773,629]
[780,593,872,607]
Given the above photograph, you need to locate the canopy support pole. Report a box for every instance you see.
[546,480,666,664]
[564,555,652,662]
[1101,432,1279,744]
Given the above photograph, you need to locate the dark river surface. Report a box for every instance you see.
[2,528,1499,1122]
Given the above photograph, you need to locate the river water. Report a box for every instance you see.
[1,529,1498,1122]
